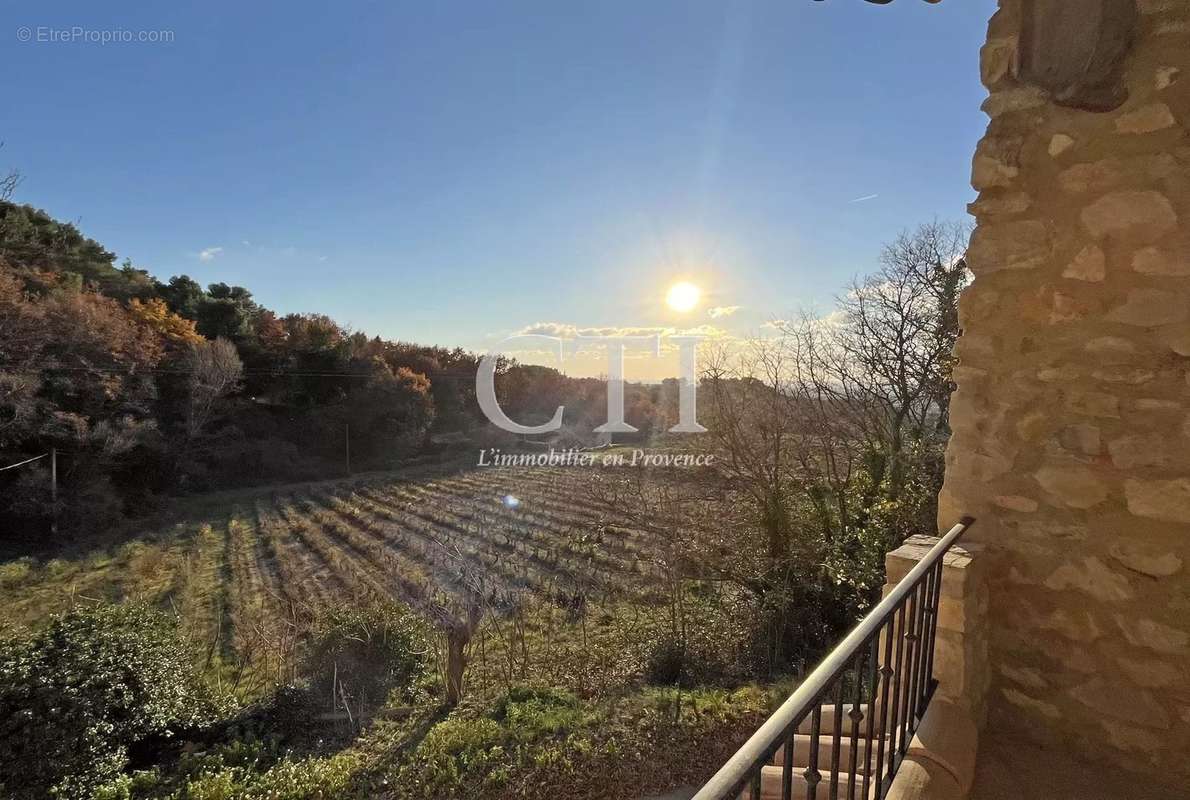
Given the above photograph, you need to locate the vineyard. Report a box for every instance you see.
[0,464,697,701]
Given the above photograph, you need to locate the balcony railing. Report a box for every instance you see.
[692,517,975,800]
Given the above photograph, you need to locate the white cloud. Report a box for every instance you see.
[849,193,879,204]
[708,305,741,319]
[197,246,224,262]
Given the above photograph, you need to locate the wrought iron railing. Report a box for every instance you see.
[692,517,975,800]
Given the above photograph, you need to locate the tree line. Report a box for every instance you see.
[0,200,651,542]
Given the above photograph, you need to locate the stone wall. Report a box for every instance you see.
[939,0,1190,783]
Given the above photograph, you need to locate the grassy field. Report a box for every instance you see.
[0,462,779,799]
[0,464,682,694]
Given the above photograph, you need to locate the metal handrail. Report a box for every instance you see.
[692,516,975,800]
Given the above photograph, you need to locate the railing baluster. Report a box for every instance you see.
[874,613,895,795]
[860,636,879,800]
[904,580,927,752]
[914,567,936,717]
[846,648,864,800]
[805,703,822,800]
[884,602,907,780]
[783,724,795,800]
[898,586,921,757]
[829,679,844,799]
[923,560,944,706]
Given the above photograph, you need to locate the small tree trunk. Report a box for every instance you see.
[445,625,469,707]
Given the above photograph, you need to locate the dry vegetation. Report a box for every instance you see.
[0,463,696,701]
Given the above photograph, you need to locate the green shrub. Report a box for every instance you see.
[489,686,584,742]
[0,603,215,799]
[303,603,425,714]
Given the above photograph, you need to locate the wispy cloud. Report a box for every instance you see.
[708,305,741,319]
[848,193,879,204]
[197,246,224,262]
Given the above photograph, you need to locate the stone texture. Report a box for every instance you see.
[1158,324,1190,356]
[1039,608,1101,642]
[1065,391,1120,418]
[1000,687,1060,719]
[972,138,1022,190]
[1081,191,1178,242]
[1034,465,1109,508]
[982,87,1047,118]
[1125,477,1190,522]
[1069,677,1171,728]
[1108,288,1188,326]
[1048,133,1074,157]
[1156,66,1181,90]
[1109,541,1184,577]
[1044,557,1132,602]
[1117,655,1184,688]
[1116,615,1190,655]
[1061,244,1105,281]
[998,663,1048,689]
[1058,160,1124,194]
[1108,433,1170,468]
[1057,424,1100,455]
[1132,246,1190,275]
[967,221,1050,272]
[944,1,1190,781]
[1084,336,1136,361]
[969,191,1032,217]
[980,37,1018,86]
[1115,103,1177,133]
[993,494,1038,513]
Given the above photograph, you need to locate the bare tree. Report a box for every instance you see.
[0,143,21,201]
[184,337,243,439]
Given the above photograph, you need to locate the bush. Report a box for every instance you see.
[643,632,729,688]
[303,603,425,715]
[0,603,216,799]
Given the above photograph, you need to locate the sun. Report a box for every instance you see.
[665,281,701,313]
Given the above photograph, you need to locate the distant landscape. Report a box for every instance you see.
[0,196,969,799]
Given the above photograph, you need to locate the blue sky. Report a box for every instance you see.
[4,0,994,373]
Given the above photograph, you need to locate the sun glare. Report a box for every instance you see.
[666,281,701,313]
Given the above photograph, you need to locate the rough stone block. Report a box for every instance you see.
[1062,244,1106,281]
[1069,677,1171,728]
[1115,614,1190,654]
[1081,191,1178,242]
[1132,246,1190,275]
[1114,103,1177,133]
[1108,288,1188,326]
[1048,133,1075,157]
[1044,556,1133,602]
[1108,540,1184,577]
[1125,477,1190,523]
[1108,433,1171,468]
[1034,465,1109,508]
[967,220,1051,272]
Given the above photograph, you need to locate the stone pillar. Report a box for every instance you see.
[940,0,1190,783]
[885,536,990,730]
[884,536,986,800]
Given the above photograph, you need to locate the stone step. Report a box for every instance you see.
[795,703,887,736]
[737,765,874,800]
[770,733,881,773]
